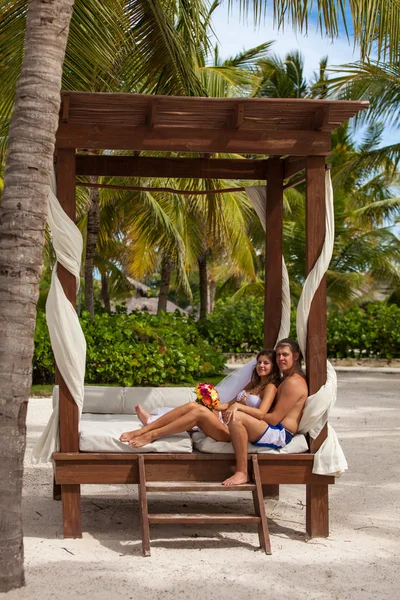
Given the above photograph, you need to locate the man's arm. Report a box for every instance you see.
[262,378,306,426]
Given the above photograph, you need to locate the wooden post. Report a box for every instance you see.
[263,158,284,501]
[56,148,82,538]
[264,158,283,347]
[305,156,329,538]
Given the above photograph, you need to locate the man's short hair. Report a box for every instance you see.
[276,338,303,369]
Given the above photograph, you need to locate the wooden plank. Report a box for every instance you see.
[257,464,334,485]
[56,124,332,156]
[61,485,82,538]
[264,158,283,347]
[251,456,272,554]
[53,451,316,462]
[75,155,269,180]
[148,514,261,525]
[138,456,151,557]
[54,458,334,485]
[146,482,256,492]
[305,155,329,538]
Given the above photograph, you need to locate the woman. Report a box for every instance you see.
[120,349,280,448]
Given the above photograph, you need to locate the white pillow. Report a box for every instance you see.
[192,431,309,454]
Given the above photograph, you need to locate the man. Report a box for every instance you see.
[222,338,308,486]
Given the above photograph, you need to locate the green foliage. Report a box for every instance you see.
[33,310,225,386]
[198,298,400,358]
[327,303,400,359]
[33,312,56,384]
[197,297,265,352]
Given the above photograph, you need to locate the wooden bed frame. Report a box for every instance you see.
[52,92,367,543]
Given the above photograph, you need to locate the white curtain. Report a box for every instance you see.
[32,171,86,463]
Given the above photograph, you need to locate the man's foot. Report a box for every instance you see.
[129,432,155,448]
[135,404,151,426]
[222,471,249,486]
[120,429,142,443]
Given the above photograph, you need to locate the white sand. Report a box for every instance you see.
[2,372,400,600]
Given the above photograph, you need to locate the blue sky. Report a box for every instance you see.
[211,3,399,148]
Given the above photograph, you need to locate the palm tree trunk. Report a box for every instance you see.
[84,180,100,317]
[0,0,74,592]
[209,278,216,313]
[198,250,208,319]
[158,256,173,313]
[101,272,111,312]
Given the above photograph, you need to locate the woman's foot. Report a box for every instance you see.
[129,432,155,448]
[135,404,151,426]
[119,429,142,443]
[222,471,249,486]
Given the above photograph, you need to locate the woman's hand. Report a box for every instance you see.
[222,402,239,424]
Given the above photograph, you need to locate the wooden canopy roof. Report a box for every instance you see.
[56,92,368,157]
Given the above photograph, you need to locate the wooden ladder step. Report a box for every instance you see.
[148,513,261,525]
[146,482,256,493]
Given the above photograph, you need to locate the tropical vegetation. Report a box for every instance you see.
[1,0,400,592]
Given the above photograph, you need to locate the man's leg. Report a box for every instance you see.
[120,402,196,442]
[130,405,230,448]
[223,413,270,486]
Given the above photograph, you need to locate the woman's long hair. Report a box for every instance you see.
[249,349,280,391]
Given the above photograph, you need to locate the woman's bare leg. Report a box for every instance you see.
[223,413,269,486]
[130,405,231,448]
[120,403,196,442]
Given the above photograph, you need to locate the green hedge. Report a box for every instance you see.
[327,303,400,358]
[33,310,226,386]
[198,297,400,358]
[197,298,266,352]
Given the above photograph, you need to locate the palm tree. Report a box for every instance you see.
[245,1,400,63]
[0,0,210,591]
[0,0,75,592]
[325,59,400,166]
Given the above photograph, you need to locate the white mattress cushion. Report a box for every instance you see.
[192,431,309,454]
[79,413,192,453]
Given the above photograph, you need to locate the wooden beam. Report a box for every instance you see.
[75,155,270,180]
[283,157,306,179]
[312,106,331,131]
[305,155,329,538]
[56,124,332,156]
[76,176,307,195]
[264,158,283,347]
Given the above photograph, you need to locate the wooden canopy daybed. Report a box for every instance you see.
[52,92,367,551]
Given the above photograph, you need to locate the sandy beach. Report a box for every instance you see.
[2,372,399,600]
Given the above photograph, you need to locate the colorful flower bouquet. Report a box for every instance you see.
[194,382,220,410]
